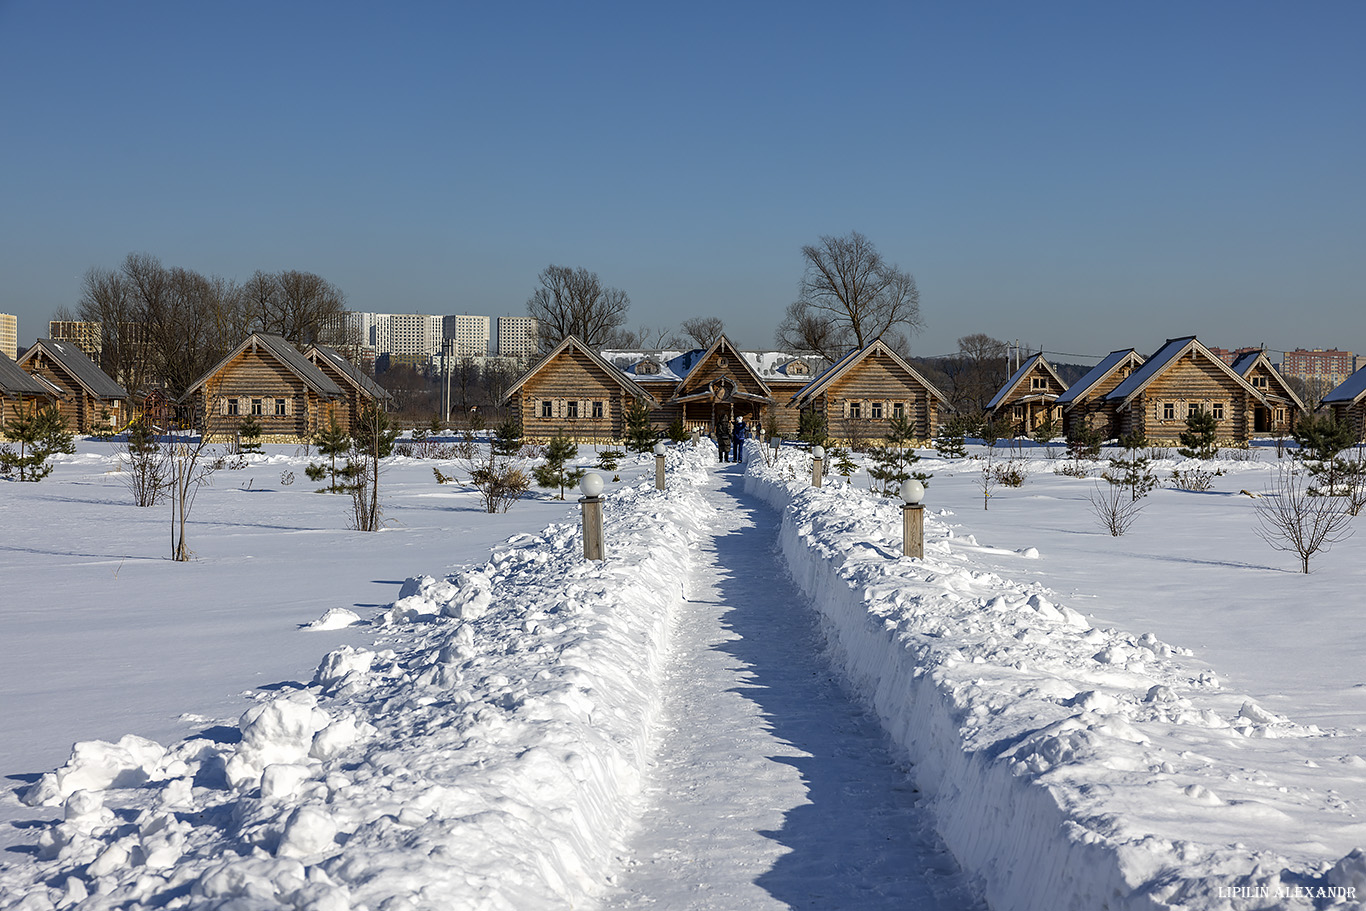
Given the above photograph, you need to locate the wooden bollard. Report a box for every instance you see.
[654,441,666,491]
[900,479,925,559]
[580,473,605,560]
[811,445,824,488]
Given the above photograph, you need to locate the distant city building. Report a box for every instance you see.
[443,314,491,357]
[48,320,104,359]
[1281,347,1357,390]
[0,313,16,360]
[1206,345,1263,366]
[495,316,538,359]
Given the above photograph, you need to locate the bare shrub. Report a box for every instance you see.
[992,458,1027,488]
[1169,466,1221,492]
[1054,461,1090,479]
[122,420,169,507]
[1088,481,1143,536]
[1255,462,1355,573]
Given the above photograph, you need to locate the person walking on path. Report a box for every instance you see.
[732,415,748,461]
[715,417,732,462]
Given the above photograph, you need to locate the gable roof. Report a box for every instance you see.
[1323,364,1366,406]
[1229,349,1306,412]
[181,333,344,402]
[1106,336,1267,409]
[18,338,128,400]
[0,350,53,397]
[501,335,656,404]
[790,338,952,409]
[670,334,775,403]
[306,345,392,402]
[986,353,1068,411]
[1054,349,1144,408]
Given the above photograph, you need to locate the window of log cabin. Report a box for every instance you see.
[1212,402,1225,421]
[1163,402,1175,420]
[1275,407,1285,424]
[592,401,604,419]
[1253,375,1268,389]
[252,398,263,416]
[541,400,553,418]
[871,401,883,419]
[849,401,862,419]
[1031,377,1048,390]
[228,398,240,416]
[275,398,286,416]
[1013,405,1024,420]
[567,400,579,419]
[892,401,905,420]
[1188,403,1200,419]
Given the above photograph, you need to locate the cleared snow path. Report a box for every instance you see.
[602,464,984,911]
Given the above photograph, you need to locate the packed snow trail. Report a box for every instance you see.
[603,464,983,911]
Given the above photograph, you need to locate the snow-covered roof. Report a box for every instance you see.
[601,348,825,384]
[1323,364,1366,405]
[1054,349,1141,407]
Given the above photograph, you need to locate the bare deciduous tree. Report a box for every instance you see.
[680,316,725,349]
[1255,462,1355,573]
[1087,479,1144,535]
[775,231,922,362]
[242,269,347,349]
[527,265,630,351]
[78,266,148,393]
[943,333,1010,415]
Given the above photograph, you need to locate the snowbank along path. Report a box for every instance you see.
[602,462,983,910]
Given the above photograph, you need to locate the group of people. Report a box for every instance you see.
[715,415,748,462]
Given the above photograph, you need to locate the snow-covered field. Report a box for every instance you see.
[2,437,1365,909]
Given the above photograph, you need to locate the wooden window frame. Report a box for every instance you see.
[592,400,604,419]
[849,401,862,419]
[567,400,579,420]
[1212,402,1225,421]
[227,398,240,416]
[871,401,883,420]
[541,400,553,419]
[275,398,286,416]
[892,401,905,420]
[251,398,264,416]
[1163,402,1175,421]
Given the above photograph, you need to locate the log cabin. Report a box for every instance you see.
[1228,349,1306,436]
[1054,349,1145,441]
[502,336,658,442]
[16,338,128,434]
[0,350,60,437]
[985,353,1069,434]
[304,344,392,433]
[1104,337,1267,444]
[182,333,344,442]
[790,338,951,445]
[1321,365,1366,442]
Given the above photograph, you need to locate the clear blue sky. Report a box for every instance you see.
[2,1,1362,363]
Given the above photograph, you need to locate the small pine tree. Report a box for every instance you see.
[797,409,829,447]
[237,415,263,454]
[1291,414,1357,494]
[623,398,656,453]
[0,402,74,481]
[830,447,857,482]
[492,417,523,456]
[866,414,931,497]
[1177,407,1219,460]
[533,434,586,499]
[1104,432,1158,501]
[1066,421,1104,460]
[311,419,351,492]
[934,414,973,459]
[666,415,688,443]
[1031,410,1059,454]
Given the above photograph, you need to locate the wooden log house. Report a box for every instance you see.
[1321,365,1366,442]
[1104,337,1268,444]
[985,353,1068,434]
[1054,349,1145,441]
[16,338,128,434]
[0,350,60,437]
[789,338,951,445]
[1228,349,1306,436]
[304,344,393,432]
[181,333,344,442]
[502,336,658,442]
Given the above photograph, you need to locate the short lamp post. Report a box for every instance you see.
[900,479,925,559]
[580,472,605,561]
[653,441,666,491]
[811,445,825,488]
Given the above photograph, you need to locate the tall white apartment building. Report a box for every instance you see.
[443,314,491,357]
[495,316,539,359]
[0,313,17,360]
[372,314,443,359]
